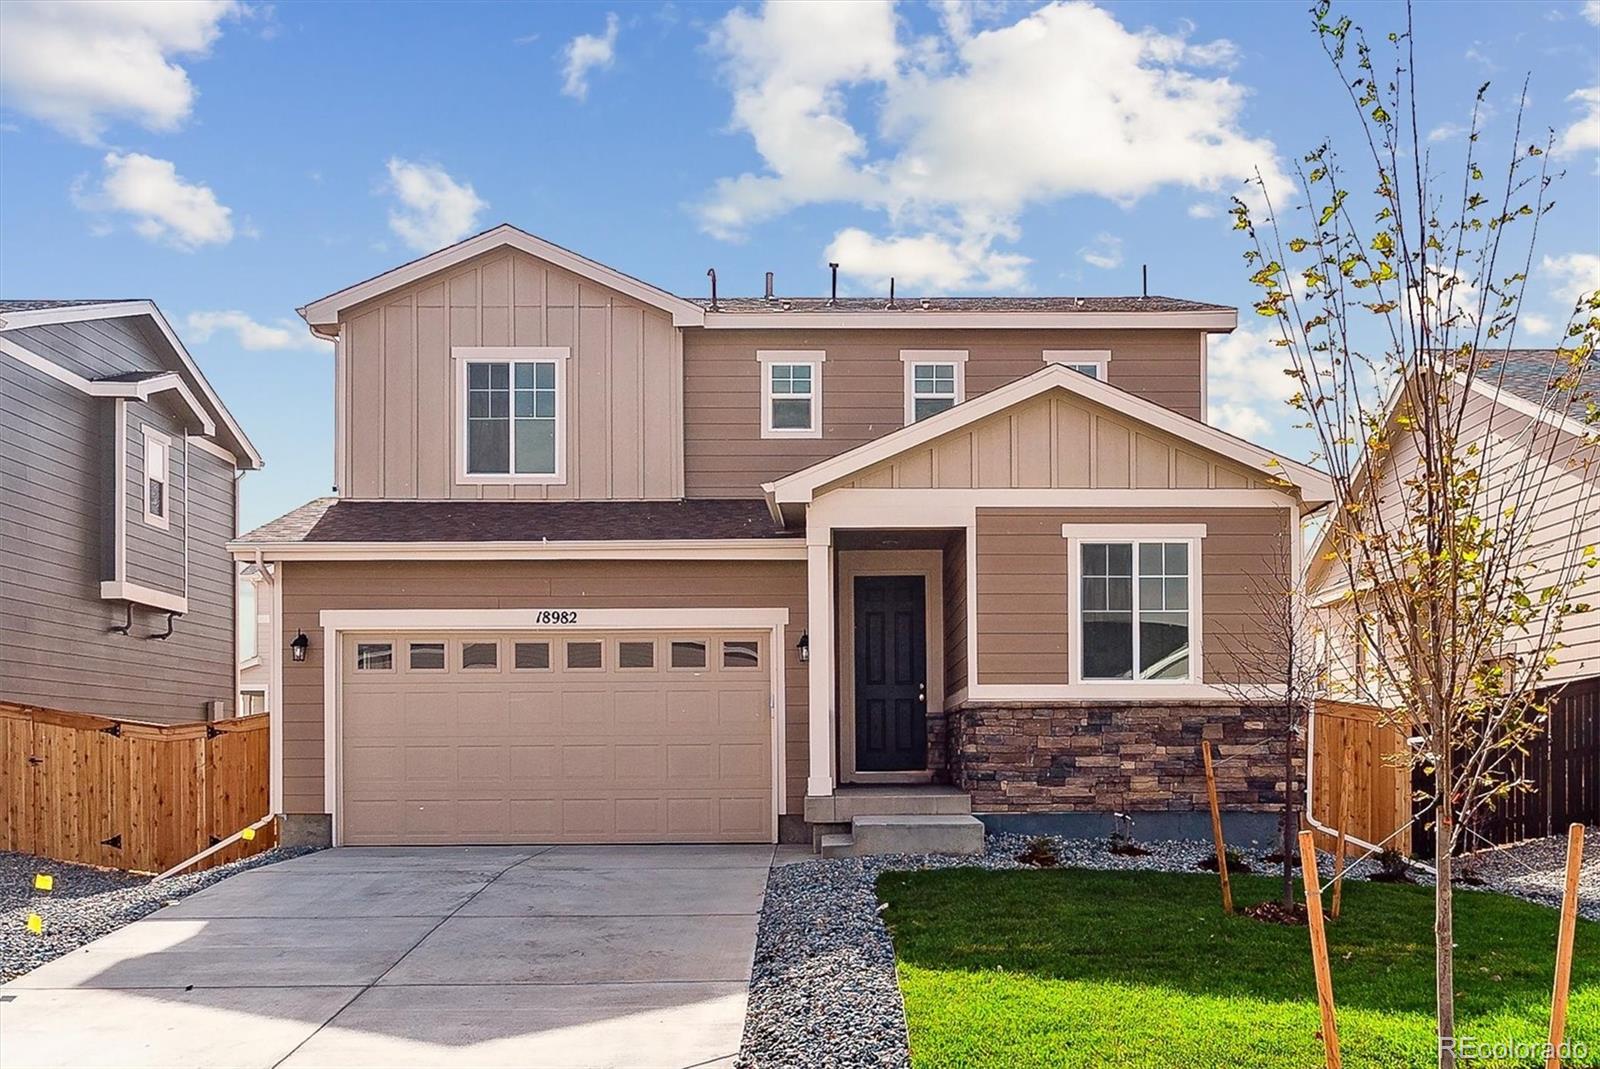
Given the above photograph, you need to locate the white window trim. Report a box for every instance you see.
[900,349,968,425]
[452,346,570,485]
[1044,349,1111,380]
[141,425,172,530]
[1062,523,1206,686]
[758,350,825,439]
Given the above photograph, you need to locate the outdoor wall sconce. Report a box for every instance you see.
[797,631,809,663]
[290,630,310,663]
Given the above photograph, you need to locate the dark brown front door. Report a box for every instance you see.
[853,575,927,772]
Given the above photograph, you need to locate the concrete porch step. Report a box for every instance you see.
[806,785,972,824]
[821,814,986,858]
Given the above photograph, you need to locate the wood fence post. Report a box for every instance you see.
[1546,823,1585,1069]
[1202,741,1233,915]
[1331,783,1348,920]
[1298,829,1342,1069]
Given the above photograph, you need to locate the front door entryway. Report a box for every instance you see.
[852,575,928,772]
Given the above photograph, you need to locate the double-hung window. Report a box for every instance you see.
[1070,527,1201,682]
[758,351,824,438]
[901,350,967,423]
[457,347,567,482]
[1044,350,1110,381]
[142,427,170,529]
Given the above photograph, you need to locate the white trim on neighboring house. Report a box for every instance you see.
[702,310,1238,331]
[268,561,284,812]
[451,346,571,485]
[187,435,237,465]
[1043,349,1111,380]
[1062,523,1206,687]
[140,426,172,530]
[1200,332,1211,423]
[758,350,825,439]
[99,580,187,614]
[0,302,261,467]
[0,336,217,436]
[764,363,1335,509]
[316,607,790,846]
[900,350,967,425]
[298,224,707,331]
[228,538,808,562]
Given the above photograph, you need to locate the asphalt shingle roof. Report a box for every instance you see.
[1481,349,1598,422]
[687,294,1231,314]
[235,498,797,544]
[0,299,135,315]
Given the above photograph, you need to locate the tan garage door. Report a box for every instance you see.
[338,630,773,845]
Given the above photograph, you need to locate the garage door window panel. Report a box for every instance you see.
[722,640,760,669]
[408,642,446,671]
[618,640,656,670]
[669,639,708,670]
[514,641,551,670]
[566,640,603,670]
[462,641,500,670]
[355,642,393,671]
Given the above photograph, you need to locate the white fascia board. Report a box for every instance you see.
[100,580,188,614]
[318,607,789,631]
[701,310,1239,331]
[298,224,706,329]
[227,538,809,562]
[766,363,1333,505]
[0,302,261,468]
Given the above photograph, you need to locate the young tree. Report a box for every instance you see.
[1230,3,1599,1065]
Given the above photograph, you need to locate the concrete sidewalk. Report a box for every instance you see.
[0,844,775,1069]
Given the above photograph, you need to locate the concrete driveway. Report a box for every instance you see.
[0,845,775,1069]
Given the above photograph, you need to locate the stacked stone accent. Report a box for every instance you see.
[946,702,1299,813]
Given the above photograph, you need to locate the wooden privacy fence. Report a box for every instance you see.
[1309,699,1413,858]
[0,703,273,873]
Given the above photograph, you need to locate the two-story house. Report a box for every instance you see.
[1,300,262,724]
[232,224,1333,852]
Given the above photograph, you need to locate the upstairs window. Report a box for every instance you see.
[455,348,568,483]
[1044,350,1110,381]
[1070,530,1201,683]
[902,350,967,423]
[142,427,170,529]
[758,351,824,439]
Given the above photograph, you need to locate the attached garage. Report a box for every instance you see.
[334,625,778,845]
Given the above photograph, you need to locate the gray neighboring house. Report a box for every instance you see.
[0,300,263,723]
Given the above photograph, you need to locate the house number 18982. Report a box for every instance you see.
[533,610,579,625]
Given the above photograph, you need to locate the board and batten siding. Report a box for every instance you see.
[973,507,1292,687]
[276,558,809,816]
[0,355,238,724]
[682,327,1206,496]
[339,247,683,501]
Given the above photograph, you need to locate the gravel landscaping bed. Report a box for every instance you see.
[0,846,319,984]
[737,828,1599,1068]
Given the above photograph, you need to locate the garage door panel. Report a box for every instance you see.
[341,631,774,845]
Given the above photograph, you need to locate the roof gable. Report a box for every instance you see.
[766,364,1333,510]
[299,224,706,332]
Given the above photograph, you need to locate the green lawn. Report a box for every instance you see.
[878,868,1599,1068]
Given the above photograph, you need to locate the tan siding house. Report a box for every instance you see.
[1,301,262,724]
[239,224,1332,850]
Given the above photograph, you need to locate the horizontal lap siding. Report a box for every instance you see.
[682,328,1204,496]
[123,400,187,597]
[341,248,682,501]
[944,532,968,698]
[974,507,1291,686]
[278,559,809,815]
[1,354,237,724]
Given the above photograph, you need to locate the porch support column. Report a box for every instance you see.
[805,530,835,799]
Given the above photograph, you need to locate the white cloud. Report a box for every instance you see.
[1518,311,1556,339]
[384,158,487,252]
[1428,121,1467,142]
[561,12,619,101]
[185,310,326,351]
[1541,252,1600,305]
[1556,86,1600,156]
[1078,232,1123,270]
[1207,323,1300,440]
[1187,202,1218,219]
[701,1,1287,291]
[74,152,233,249]
[1585,1,1600,25]
[0,1,235,143]
[825,228,1028,291]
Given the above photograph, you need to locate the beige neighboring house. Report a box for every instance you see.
[1307,350,1599,697]
[1,300,263,724]
[232,224,1334,852]
[238,563,274,716]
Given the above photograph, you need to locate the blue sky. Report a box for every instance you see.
[2,0,1596,531]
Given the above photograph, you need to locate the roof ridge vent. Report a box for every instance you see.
[920,298,930,310]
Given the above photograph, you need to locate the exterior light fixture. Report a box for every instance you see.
[797,631,809,663]
[290,630,310,663]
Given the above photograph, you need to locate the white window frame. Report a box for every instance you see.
[900,349,967,425]
[141,425,172,530]
[758,350,825,439]
[1044,349,1111,381]
[1063,523,1205,685]
[453,346,569,485]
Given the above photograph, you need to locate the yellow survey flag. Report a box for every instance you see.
[240,827,256,841]
[26,913,42,934]
[33,873,53,892]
